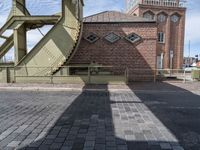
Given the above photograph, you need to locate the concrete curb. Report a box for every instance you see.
[0,87,82,92]
[0,82,199,93]
[0,86,199,94]
[0,86,131,92]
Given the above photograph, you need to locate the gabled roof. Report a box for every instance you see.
[83,11,156,23]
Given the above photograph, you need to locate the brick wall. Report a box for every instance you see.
[128,5,186,69]
[69,22,157,81]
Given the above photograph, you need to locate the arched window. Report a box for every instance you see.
[171,14,180,23]
[157,13,167,22]
[143,11,155,20]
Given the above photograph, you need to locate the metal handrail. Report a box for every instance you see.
[127,0,186,11]
[1,66,200,83]
[11,65,127,84]
[141,0,185,7]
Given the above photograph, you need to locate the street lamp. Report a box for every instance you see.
[170,50,173,76]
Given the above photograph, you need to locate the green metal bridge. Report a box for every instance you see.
[0,0,86,83]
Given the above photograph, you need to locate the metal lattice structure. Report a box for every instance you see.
[0,0,84,77]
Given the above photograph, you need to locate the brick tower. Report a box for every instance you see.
[126,0,186,69]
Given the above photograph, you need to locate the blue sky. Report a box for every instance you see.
[0,0,200,59]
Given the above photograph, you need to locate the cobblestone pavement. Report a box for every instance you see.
[0,83,200,150]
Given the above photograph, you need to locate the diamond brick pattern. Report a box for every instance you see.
[104,32,121,43]
[125,33,141,43]
[85,33,99,43]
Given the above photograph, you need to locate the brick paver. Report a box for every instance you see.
[0,83,199,150]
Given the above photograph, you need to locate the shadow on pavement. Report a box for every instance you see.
[128,82,200,150]
[16,82,200,150]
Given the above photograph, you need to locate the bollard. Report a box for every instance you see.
[183,69,186,83]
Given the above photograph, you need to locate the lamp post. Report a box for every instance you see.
[186,40,190,67]
[170,50,173,76]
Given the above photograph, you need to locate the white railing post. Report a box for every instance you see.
[170,69,172,77]
[183,69,186,83]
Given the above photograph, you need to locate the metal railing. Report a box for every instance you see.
[0,65,199,84]
[141,0,185,7]
[155,69,195,83]
[12,65,128,84]
[127,0,185,11]
[122,68,200,83]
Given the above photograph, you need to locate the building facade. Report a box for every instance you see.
[126,0,186,69]
[68,0,186,81]
[0,0,187,83]
[68,11,158,81]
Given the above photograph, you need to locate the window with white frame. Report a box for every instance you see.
[158,32,165,43]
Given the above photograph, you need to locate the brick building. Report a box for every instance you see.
[68,0,186,81]
[127,0,186,70]
[0,0,187,83]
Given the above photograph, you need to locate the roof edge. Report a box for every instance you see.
[83,21,157,24]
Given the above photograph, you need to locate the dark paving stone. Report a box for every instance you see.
[127,142,149,150]
[49,143,63,149]
[1,85,199,150]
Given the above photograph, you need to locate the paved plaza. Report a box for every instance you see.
[0,82,200,150]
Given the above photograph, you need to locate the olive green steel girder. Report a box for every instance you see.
[0,0,61,62]
[0,16,61,35]
[14,0,83,76]
[0,35,9,39]
[0,34,14,59]
[0,0,83,79]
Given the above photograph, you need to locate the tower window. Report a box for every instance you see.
[143,12,155,20]
[158,32,165,43]
[171,14,180,23]
[158,14,166,22]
